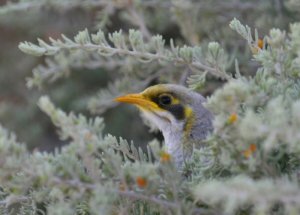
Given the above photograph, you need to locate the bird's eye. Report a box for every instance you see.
[159,94,172,105]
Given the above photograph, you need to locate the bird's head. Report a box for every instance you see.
[115,84,213,168]
[115,84,212,141]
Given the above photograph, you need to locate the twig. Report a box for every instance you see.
[127,5,152,40]
[0,1,106,13]
[45,43,230,80]
[52,178,216,214]
[0,196,28,206]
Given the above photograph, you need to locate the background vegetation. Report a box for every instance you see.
[1,0,300,214]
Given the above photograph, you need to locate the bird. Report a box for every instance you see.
[115,84,213,169]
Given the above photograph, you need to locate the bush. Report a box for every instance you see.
[1,1,300,214]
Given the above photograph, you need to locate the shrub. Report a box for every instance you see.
[1,1,300,214]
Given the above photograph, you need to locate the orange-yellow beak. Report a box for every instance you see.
[114,93,159,111]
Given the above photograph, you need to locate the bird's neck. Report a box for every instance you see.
[162,108,213,169]
[162,123,185,168]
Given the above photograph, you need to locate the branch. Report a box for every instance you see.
[0,0,108,14]
[51,178,217,215]
[126,4,152,40]
[19,29,231,81]
[0,196,28,207]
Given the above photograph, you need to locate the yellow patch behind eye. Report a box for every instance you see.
[184,106,195,138]
[185,107,193,117]
[171,97,180,105]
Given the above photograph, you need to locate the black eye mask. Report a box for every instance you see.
[152,94,185,120]
[164,104,185,120]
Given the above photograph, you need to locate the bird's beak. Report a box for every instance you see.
[115,93,159,110]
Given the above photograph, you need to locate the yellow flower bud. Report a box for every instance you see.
[228,113,238,124]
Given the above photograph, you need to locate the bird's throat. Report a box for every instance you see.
[162,123,185,169]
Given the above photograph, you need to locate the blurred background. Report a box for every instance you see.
[0,0,299,151]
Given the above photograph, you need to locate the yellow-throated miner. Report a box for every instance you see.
[115,84,213,168]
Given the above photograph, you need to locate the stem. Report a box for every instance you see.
[54,43,230,81]
[127,5,152,40]
[51,178,215,214]
[0,196,28,206]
